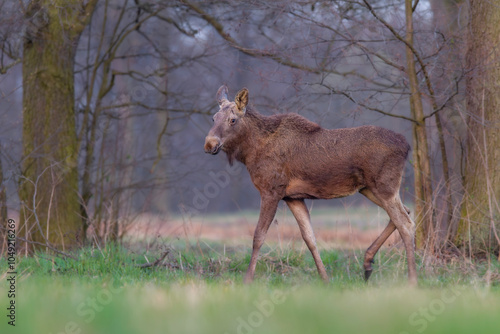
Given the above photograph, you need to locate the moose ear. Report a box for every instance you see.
[216,85,229,106]
[235,88,249,114]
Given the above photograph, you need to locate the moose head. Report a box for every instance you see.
[204,85,249,155]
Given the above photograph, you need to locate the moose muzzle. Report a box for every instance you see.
[204,136,222,155]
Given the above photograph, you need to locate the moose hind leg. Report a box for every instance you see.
[383,196,417,285]
[360,188,412,282]
[364,221,396,281]
[286,199,328,283]
[360,188,397,281]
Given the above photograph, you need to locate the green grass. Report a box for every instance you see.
[1,242,500,334]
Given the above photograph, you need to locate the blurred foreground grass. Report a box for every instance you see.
[1,243,499,334]
[1,278,499,334]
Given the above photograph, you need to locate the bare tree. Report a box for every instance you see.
[401,0,434,249]
[19,0,98,251]
[74,0,219,243]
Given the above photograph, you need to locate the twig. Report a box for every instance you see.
[137,249,170,268]
[320,83,419,123]
[0,58,21,75]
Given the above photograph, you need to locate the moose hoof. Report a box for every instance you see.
[364,269,373,282]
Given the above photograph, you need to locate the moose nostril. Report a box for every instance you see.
[204,136,221,153]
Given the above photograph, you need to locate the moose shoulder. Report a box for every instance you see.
[204,85,417,285]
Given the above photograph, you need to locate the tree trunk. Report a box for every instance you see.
[19,1,96,251]
[428,0,465,244]
[405,0,435,249]
[458,0,500,257]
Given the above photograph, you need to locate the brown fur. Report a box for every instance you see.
[205,86,417,285]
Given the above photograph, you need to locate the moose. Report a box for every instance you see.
[204,85,417,285]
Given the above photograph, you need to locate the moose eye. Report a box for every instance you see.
[229,118,236,124]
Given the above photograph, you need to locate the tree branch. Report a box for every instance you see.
[412,0,420,13]
[423,77,461,120]
[0,58,21,74]
[185,0,407,91]
[182,0,322,74]
[320,83,419,123]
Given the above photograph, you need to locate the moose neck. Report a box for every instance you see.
[224,108,275,166]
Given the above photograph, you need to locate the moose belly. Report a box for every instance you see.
[284,178,361,200]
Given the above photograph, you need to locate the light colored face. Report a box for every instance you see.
[204,86,248,155]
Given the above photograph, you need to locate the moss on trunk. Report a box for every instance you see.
[457,0,500,257]
[19,0,96,251]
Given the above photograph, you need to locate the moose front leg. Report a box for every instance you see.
[244,195,280,284]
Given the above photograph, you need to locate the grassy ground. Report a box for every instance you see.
[1,241,500,334]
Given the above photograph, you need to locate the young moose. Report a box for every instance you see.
[204,85,417,285]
